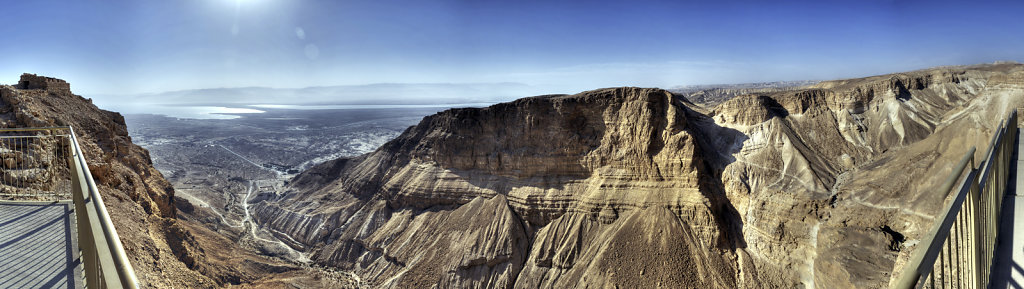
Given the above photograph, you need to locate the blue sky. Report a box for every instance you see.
[2,0,1023,97]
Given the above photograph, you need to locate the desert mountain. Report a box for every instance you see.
[255,63,1024,288]
[0,74,343,288]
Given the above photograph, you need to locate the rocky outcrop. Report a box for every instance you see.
[1,78,175,217]
[0,74,217,287]
[0,74,306,288]
[257,87,745,287]
[712,63,1024,288]
[258,63,1024,288]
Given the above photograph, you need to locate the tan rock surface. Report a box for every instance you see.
[714,63,1024,288]
[263,87,745,287]
[0,74,317,288]
[257,63,1024,288]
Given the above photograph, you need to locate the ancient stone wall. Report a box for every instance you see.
[17,73,70,92]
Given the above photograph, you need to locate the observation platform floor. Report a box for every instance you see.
[993,128,1024,289]
[0,201,84,289]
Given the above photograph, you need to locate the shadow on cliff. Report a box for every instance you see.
[437,94,754,251]
[684,103,751,250]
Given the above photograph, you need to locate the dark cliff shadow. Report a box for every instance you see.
[431,102,606,191]
[895,82,913,102]
[760,95,790,118]
[684,105,750,250]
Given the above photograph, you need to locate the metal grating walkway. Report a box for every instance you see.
[0,201,84,289]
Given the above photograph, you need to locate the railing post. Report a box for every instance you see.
[957,211,964,289]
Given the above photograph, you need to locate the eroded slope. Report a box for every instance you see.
[0,74,327,288]
[259,63,1024,288]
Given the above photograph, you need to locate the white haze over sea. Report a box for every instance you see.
[89,82,542,119]
[103,104,265,119]
[104,103,495,119]
[249,103,495,110]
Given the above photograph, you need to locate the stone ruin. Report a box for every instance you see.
[15,73,70,92]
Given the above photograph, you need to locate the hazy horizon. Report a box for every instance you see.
[3,0,1023,99]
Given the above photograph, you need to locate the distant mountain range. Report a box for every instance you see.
[668,80,820,107]
[89,80,822,116]
[668,80,820,92]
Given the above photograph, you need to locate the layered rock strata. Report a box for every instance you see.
[257,63,1024,288]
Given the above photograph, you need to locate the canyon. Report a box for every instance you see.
[250,63,1024,288]
[5,62,1024,288]
[0,74,356,288]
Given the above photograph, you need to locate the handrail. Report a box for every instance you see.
[894,110,1018,288]
[0,126,79,133]
[0,126,139,288]
[67,126,140,289]
[894,146,977,288]
[0,129,70,200]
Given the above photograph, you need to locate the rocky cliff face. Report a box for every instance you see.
[711,65,1024,288]
[257,63,1024,288]
[0,74,305,288]
[0,75,212,288]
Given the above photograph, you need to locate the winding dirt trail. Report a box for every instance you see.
[214,144,310,263]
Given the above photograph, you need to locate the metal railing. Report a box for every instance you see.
[0,128,72,200]
[0,126,139,288]
[895,110,1019,289]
